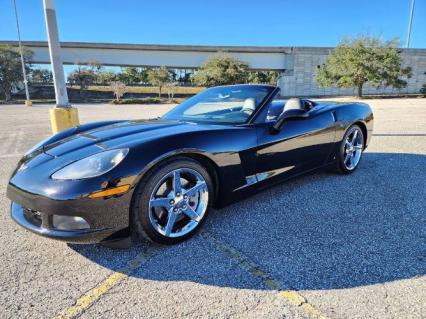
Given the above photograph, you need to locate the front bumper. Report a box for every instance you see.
[10,202,116,243]
[7,183,132,244]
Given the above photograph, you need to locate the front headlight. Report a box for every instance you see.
[51,149,129,180]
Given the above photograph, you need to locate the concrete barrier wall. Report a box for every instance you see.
[280,48,426,96]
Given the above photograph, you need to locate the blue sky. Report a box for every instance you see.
[1,0,425,48]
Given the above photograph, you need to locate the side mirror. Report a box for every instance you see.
[271,109,308,133]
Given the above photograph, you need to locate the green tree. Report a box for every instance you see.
[168,69,177,81]
[30,69,53,84]
[181,72,192,84]
[265,71,280,84]
[316,35,412,97]
[192,52,248,87]
[147,66,171,97]
[247,71,268,84]
[0,45,33,101]
[119,67,145,85]
[247,70,280,84]
[96,70,117,84]
[68,65,96,89]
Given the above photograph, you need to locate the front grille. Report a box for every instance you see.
[23,208,43,227]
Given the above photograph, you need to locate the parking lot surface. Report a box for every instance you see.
[0,98,425,319]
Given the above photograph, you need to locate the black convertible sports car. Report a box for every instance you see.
[7,85,373,245]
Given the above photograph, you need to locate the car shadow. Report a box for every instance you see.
[69,152,426,291]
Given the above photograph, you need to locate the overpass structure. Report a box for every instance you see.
[0,41,294,71]
[2,41,425,96]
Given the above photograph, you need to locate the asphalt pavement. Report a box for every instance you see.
[0,98,425,319]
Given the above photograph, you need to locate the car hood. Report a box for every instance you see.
[43,119,215,157]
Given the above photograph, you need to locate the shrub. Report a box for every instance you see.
[112,97,162,104]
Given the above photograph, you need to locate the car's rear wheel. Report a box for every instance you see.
[131,157,213,245]
[335,125,365,174]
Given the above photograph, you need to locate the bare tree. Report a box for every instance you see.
[110,81,126,102]
[165,81,177,102]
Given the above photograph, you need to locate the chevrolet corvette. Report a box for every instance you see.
[7,84,373,245]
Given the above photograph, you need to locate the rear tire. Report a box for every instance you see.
[335,125,365,174]
[131,157,213,245]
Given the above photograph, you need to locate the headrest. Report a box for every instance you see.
[283,98,303,112]
[242,98,256,111]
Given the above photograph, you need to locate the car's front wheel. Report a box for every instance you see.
[131,157,213,245]
[335,124,365,174]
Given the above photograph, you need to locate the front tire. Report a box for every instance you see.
[335,125,365,174]
[131,157,213,245]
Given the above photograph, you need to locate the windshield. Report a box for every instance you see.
[162,85,275,124]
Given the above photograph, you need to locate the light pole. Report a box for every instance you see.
[12,0,31,106]
[43,0,79,133]
[406,0,415,48]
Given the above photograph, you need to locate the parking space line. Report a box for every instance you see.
[55,246,158,319]
[201,231,328,319]
[54,232,326,319]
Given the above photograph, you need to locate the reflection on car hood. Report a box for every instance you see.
[43,119,217,157]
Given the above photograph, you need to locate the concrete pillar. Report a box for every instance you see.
[277,72,286,94]
[43,0,68,106]
[43,0,79,133]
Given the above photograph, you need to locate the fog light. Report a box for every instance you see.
[52,215,90,230]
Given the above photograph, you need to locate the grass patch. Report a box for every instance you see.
[87,85,204,95]
[111,97,180,104]
[1,97,186,105]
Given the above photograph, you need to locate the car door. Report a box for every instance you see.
[254,105,336,182]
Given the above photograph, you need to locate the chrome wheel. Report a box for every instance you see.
[343,128,364,170]
[148,168,208,238]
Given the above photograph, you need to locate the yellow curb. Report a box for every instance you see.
[49,106,80,134]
